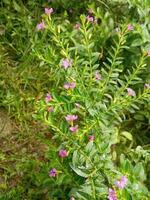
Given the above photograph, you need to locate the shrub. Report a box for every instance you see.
[33,5,150,200]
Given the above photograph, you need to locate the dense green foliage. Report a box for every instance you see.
[0,0,150,199]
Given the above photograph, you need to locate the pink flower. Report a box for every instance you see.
[47,107,54,112]
[59,149,68,158]
[49,168,57,177]
[74,23,80,30]
[37,21,45,30]
[95,71,102,80]
[88,135,95,142]
[65,115,78,122]
[145,83,150,89]
[70,125,78,133]
[45,93,52,103]
[115,176,128,189]
[45,7,53,15]
[127,24,134,31]
[61,59,72,69]
[64,82,76,89]
[127,88,136,96]
[88,9,93,14]
[147,50,150,56]
[108,188,117,200]
[86,15,94,23]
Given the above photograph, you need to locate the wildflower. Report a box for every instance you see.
[108,188,117,200]
[59,149,68,158]
[61,58,72,69]
[147,50,150,56]
[49,168,57,177]
[115,176,128,189]
[127,88,136,96]
[45,7,53,15]
[86,15,94,23]
[127,24,134,31]
[70,125,78,133]
[64,82,76,89]
[145,83,150,89]
[37,21,45,30]
[88,9,93,14]
[74,23,80,30]
[65,115,78,122]
[45,93,52,103]
[95,71,102,80]
[47,107,54,112]
[88,135,95,142]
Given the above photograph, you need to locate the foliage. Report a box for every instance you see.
[0,0,150,199]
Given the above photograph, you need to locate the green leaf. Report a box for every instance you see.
[121,131,133,141]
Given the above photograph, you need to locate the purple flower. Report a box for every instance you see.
[88,9,93,14]
[59,149,68,158]
[147,50,150,56]
[64,82,76,89]
[115,176,128,189]
[88,135,95,142]
[47,106,54,112]
[108,188,117,200]
[127,24,134,31]
[37,21,45,30]
[45,7,53,15]
[49,168,57,177]
[145,83,150,89]
[61,58,72,69]
[45,93,52,103]
[70,125,78,133]
[74,23,80,30]
[127,88,136,96]
[86,15,94,23]
[65,115,78,122]
[95,71,102,80]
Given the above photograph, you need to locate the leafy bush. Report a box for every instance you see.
[33,5,150,200]
[0,0,150,199]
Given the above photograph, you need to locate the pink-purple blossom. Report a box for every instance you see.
[127,88,136,96]
[147,50,150,56]
[88,9,93,14]
[61,58,72,69]
[45,7,53,15]
[47,107,54,112]
[88,135,95,142]
[127,24,134,31]
[45,93,52,103]
[37,21,45,30]
[65,115,78,122]
[49,168,57,177]
[108,188,117,200]
[74,23,80,30]
[95,71,102,80]
[145,83,150,89]
[70,125,78,133]
[64,82,76,89]
[59,149,68,158]
[115,176,128,189]
[86,15,94,23]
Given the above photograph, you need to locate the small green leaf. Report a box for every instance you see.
[121,131,133,141]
